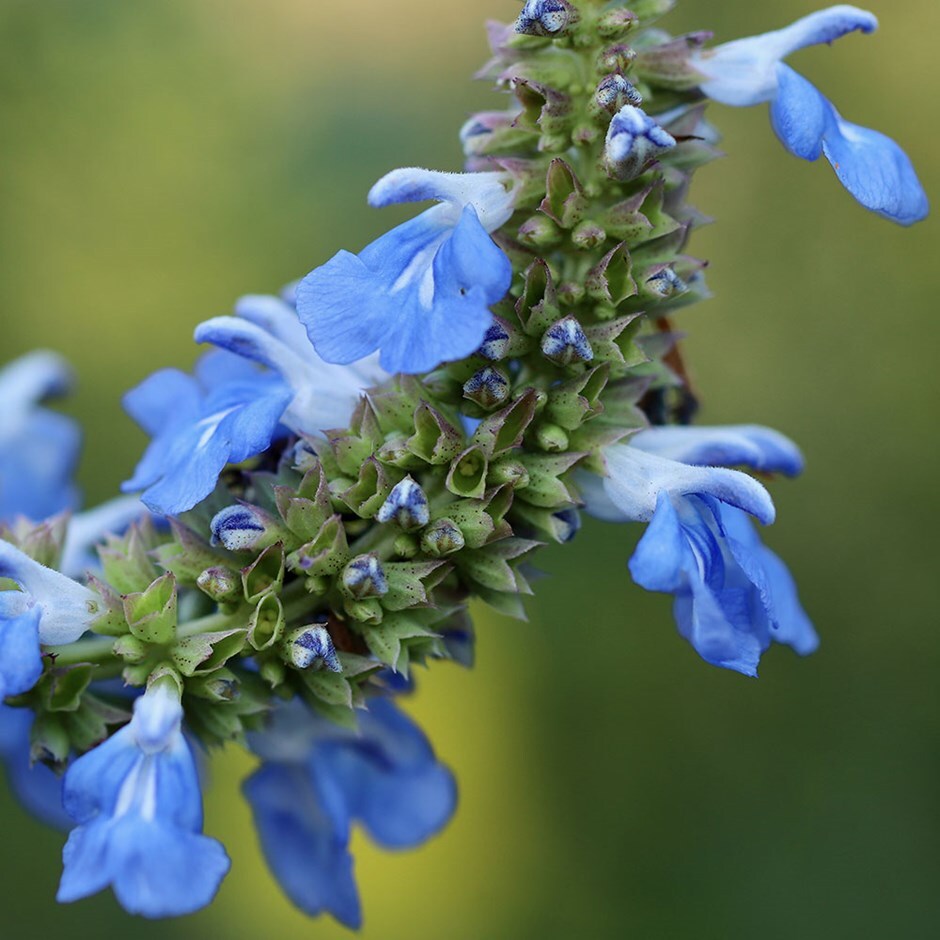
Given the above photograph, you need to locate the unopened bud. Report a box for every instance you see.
[571,220,607,250]
[420,518,466,557]
[597,44,637,73]
[342,553,388,599]
[283,624,341,673]
[196,565,241,603]
[604,105,676,181]
[593,74,643,115]
[535,422,570,452]
[515,0,579,38]
[112,635,148,664]
[541,317,594,366]
[376,476,430,531]
[597,8,638,39]
[210,505,279,552]
[518,214,563,248]
[464,367,511,410]
[394,533,420,559]
[552,508,582,543]
[643,267,687,299]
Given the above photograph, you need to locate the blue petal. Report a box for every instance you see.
[59,816,229,918]
[299,207,511,374]
[244,762,361,927]
[0,703,71,828]
[822,110,930,226]
[317,699,457,849]
[0,605,43,699]
[628,494,688,593]
[770,64,828,160]
[631,424,805,476]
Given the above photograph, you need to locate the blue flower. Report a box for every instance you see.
[195,293,387,436]
[0,351,81,523]
[691,6,928,225]
[296,169,516,375]
[122,348,292,516]
[0,538,99,646]
[0,703,71,829]
[57,680,230,918]
[244,695,457,927]
[581,425,818,676]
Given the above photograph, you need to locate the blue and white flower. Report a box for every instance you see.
[244,695,457,928]
[296,169,516,375]
[691,5,928,225]
[57,680,230,918]
[581,425,818,676]
[122,348,292,516]
[0,539,99,646]
[0,351,81,523]
[0,597,42,700]
[195,293,388,436]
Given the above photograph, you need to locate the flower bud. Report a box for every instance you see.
[420,518,466,558]
[596,8,638,40]
[604,105,676,182]
[341,553,388,599]
[597,44,637,74]
[209,505,281,553]
[515,0,580,38]
[463,367,511,411]
[592,74,643,116]
[642,266,687,300]
[517,214,563,249]
[541,316,594,366]
[196,565,241,603]
[282,624,341,673]
[376,477,430,531]
[571,220,607,251]
[534,422,570,453]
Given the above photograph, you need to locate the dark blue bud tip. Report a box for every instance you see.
[552,508,582,542]
[516,0,576,38]
[477,320,511,360]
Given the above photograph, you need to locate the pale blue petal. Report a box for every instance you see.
[367,168,514,231]
[631,424,804,476]
[628,493,688,593]
[602,444,776,525]
[693,6,878,106]
[770,64,828,160]
[822,111,930,226]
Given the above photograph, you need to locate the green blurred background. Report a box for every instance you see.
[1,1,937,937]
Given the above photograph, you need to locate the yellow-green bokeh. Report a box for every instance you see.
[1,2,937,938]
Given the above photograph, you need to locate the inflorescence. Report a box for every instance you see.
[0,1,927,925]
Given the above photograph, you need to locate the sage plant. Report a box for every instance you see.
[0,1,926,925]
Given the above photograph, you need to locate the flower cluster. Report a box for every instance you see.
[0,1,926,926]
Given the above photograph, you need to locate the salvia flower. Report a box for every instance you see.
[244,696,456,928]
[122,348,292,515]
[0,351,80,522]
[296,169,515,374]
[690,5,929,225]
[0,596,42,700]
[0,539,98,646]
[57,680,230,918]
[582,426,817,676]
[195,293,387,437]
